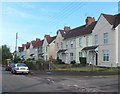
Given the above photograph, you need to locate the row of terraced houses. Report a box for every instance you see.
[18,13,120,67]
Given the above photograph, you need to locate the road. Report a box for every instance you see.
[2,67,119,93]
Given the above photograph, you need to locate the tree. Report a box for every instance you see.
[1,45,12,64]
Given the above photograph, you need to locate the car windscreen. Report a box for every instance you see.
[8,63,15,66]
[17,64,27,67]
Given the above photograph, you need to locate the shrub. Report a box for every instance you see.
[53,58,62,64]
[24,59,36,70]
[36,58,46,64]
[70,60,76,64]
[13,57,21,63]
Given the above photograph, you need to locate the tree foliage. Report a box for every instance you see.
[1,45,12,63]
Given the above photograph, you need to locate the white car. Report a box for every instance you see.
[11,63,29,74]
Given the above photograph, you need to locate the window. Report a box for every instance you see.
[86,37,88,46]
[104,33,108,44]
[79,52,83,57]
[103,50,109,61]
[66,41,68,48]
[70,53,74,61]
[61,42,63,49]
[95,35,98,45]
[57,43,59,49]
[70,40,73,48]
[46,47,47,52]
[79,38,82,47]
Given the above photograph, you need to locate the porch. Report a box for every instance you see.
[57,49,68,64]
[82,45,98,66]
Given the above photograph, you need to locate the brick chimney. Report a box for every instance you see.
[22,44,25,47]
[26,42,30,44]
[86,17,95,25]
[64,26,71,31]
[36,38,40,41]
[45,35,50,38]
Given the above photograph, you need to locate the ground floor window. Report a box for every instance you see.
[70,53,74,61]
[103,50,109,61]
[79,52,83,57]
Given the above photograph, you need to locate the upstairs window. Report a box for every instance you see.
[95,35,98,45]
[57,43,59,49]
[86,37,89,46]
[70,40,73,48]
[66,41,68,48]
[61,42,63,49]
[79,38,82,47]
[46,47,47,52]
[104,33,108,44]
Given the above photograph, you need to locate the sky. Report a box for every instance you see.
[1,2,119,52]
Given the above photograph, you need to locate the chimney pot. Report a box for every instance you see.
[64,26,71,31]
[86,17,95,25]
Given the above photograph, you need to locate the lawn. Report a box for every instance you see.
[53,66,120,72]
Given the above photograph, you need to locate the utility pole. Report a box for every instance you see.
[14,32,18,58]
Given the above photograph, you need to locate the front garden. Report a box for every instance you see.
[3,57,120,72]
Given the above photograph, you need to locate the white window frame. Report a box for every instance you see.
[86,37,89,46]
[70,53,74,61]
[103,50,109,62]
[104,33,108,44]
[61,42,63,49]
[95,35,98,45]
[70,40,73,48]
[79,52,83,57]
[57,43,59,49]
[79,38,82,47]
[66,41,68,48]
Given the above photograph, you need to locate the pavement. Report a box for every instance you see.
[29,69,119,76]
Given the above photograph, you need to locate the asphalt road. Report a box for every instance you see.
[2,67,119,93]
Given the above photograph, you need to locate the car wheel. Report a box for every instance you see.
[25,73,28,75]
[11,70,13,74]
[14,70,17,74]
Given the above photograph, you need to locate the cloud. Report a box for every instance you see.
[40,8,59,13]
[3,6,32,18]
[2,6,51,21]
[21,2,36,9]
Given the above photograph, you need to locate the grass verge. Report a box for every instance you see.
[52,67,120,72]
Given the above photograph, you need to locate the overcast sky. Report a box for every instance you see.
[1,2,118,52]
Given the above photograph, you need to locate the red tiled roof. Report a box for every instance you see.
[35,40,44,47]
[60,30,69,37]
[102,13,120,28]
[18,47,24,52]
[45,35,56,44]
[26,42,30,49]
[64,21,97,39]
[113,14,120,28]
[31,39,44,47]
[102,14,116,25]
